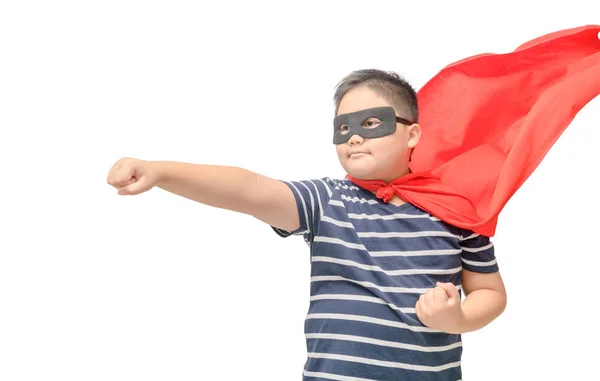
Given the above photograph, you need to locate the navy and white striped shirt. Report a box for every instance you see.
[273,178,498,381]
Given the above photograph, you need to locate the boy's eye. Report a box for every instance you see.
[339,125,350,134]
[362,118,382,129]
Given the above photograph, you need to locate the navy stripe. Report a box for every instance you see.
[356,234,462,252]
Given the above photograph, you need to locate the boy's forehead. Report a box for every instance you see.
[337,87,395,116]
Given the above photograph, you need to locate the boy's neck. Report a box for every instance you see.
[379,167,411,184]
[386,195,407,206]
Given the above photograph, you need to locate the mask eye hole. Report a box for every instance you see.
[339,124,350,135]
[362,117,382,129]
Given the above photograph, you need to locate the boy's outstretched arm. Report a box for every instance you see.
[106,158,300,232]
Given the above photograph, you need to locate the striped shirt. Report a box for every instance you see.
[273,178,499,381]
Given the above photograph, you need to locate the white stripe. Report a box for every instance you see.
[311,275,463,294]
[320,214,456,241]
[307,352,461,372]
[314,233,462,257]
[274,227,290,236]
[339,184,360,190]
[358,231,461,239]
[306,313,438,333]
[462,258,498,267]
[329,199,346,207]
[460,233,479,241]
[313,236,462,258]
[313,256,462,276]
[288,181,311,235]
[277,227,309,236]
[314,236,367,250]
[305,333,462,352]
[303,370,377,381]
[321,216,355,228]
[341,194,379,205]
[309,294,415,313]
[348,212,435,221]
[308,180,324,219]
[461,242,493,252]
[370,248,462,257]
[319,178,333,198]
[299,181,316,231]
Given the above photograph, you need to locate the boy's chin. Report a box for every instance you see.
[344,166,381,180]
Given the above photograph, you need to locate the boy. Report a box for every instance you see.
[107,70,507,380]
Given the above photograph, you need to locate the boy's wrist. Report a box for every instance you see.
[440,309,469,335]
[148,160,169,186]
[454,310,470,334]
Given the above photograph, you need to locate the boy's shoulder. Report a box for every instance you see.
[328,177,360,190]
[293,177,357,195]
[317,177,380,191]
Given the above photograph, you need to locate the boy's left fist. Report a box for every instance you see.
[415,282,465,334]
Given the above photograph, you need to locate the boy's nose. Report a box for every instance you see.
[348,133,364,145]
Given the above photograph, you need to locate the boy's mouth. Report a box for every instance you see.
[349,151,369,158]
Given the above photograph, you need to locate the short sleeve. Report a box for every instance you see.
[459,231,499,273]
[271,178,334,245]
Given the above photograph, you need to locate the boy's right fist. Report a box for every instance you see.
[107,157,158,196]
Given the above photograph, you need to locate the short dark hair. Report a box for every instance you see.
[332,69,418,123]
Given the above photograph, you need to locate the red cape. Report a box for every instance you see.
[347,25,600,237]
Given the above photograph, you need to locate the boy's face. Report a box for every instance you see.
[335,86,420,182]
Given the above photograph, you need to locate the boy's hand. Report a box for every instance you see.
[107,157,158,196]
[415,282,465,334]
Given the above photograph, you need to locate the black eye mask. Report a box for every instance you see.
[333,106,413,145]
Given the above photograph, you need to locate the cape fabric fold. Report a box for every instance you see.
[347,25,600,237]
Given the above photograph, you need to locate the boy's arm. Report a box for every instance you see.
[415,233,506,334]
[107,158,300,232]
[415,270,507,334]
[459,269,507,333]
[152,161,300,231]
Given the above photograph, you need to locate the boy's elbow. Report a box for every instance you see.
[491,271,508,316]
[501,289,508,313]
[249,174,301,231]
[495,285,508,317]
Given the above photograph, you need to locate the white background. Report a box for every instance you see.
[1,1,599,380]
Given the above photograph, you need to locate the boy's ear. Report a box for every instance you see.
[407,123,421,148]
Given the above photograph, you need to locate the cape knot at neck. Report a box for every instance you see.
[376,185,395,203]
